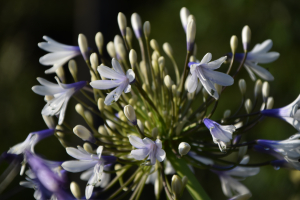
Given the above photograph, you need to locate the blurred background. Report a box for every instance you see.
[0,0,300,199]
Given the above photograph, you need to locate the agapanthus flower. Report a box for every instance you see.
[38,36,81,74]
[90,58,135,105]
[261,95,300,131]
[32,77,86,125]
[228,39,280,81]
[80,166,111,189]
[128,135,166,165]
[212,156,260,200]
[256,133,300,170]
[61,146,116,199]
[203,118,236,152]
[187,53,234,99]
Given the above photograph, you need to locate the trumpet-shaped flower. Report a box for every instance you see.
[61,146,116,199]
[228,39,280,81]
[90,58,135,105]
[256,133,300,170]
[38,36,81,74]
[188,53,234,99]
[212,156,260,200]
[128,135,166,165]
[203,118,236,152]
[32,77,86,125]
[261,95,300,131]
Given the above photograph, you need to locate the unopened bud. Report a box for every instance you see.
[178,142,191,156]
[143,21,150,38]
[78,33,89,60]
[241,25,251,51]
[244,99,253,114]
[180,7,190,31]
[42,115,55,129]
[230,35,238,54]
[73,125,95,142]
[164,75,173,89]
[118,12,127,36]
[56,66,65,83]
[254,79,262,99]
[152,127,158,139]
[126,27,133,47]
[107,42,116,58]
[124,105,137,125]
[95,32,104,54]
[150,39,159,52]
[266,97,274,109]
[137,119,144,133]
[98,98,105,112]
[131,13,142,39]
[158,56,165,70]
[171,175,182,199]
[98,125,108,135]
[186,19,196,52]
[90,53,99,72]
[239,79,246,95]
[163,43,173,58]
[84,111,93,125]
[262,81,270,102]
[223,110,231,118]
[181,176,188,192]
[75,104,84,116]
[68,60,77,80]
[70,182,81,199]
[83,143,94,154]
[145,121,151,131]
[116,42,126,61]
[129,49,137,67]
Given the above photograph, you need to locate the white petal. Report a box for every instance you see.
[186,73,198,93]
[143,138,155,146]
[202,68,234,86]
[250,39,273,54]
[155,139,162,149]
[131,149,149,160]
[126,69,135,83]
[244,62,274,81]
[97,65,125,80]
[202,56,227,70]
[62,160,98,172]
[149,151,156,165]
[200,53,212,64]
[32,85,63,96]
[164,160,175,174]
[37,77,59,87]
[58,97,70,125]
[85,185,94,200]
[80,168,94,181]
[39,51,79,66]
[104,84,126,105]
[250,52,280,63]
[155,148,166,162]
[98,172,110,188]
[220,176,232,197]
[128,135,145,148]
[244,65,256,81]
[19,181,35,188]
[112,58,125,75]
[66,147,91,160]
[97,146,103,159]
[124,84,131,93]
[90,79,123,90]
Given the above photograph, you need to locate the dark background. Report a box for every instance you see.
[1,0,300,199]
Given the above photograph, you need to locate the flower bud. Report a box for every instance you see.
[262,81,270,102]
[107,41,116,58]
[152,127,158,139]
[242,25,251,51]
[118,12,127,36]
[223,110,231,119]
[116,42,126,61]
[78,33,89,60]
[266,97,274,109]
[75,104,84,116]
[95,32,104,54]
[178,142,191,156]
[181,176,188,192]
[180,7,190,31]
[164,75,173,89]
[90,53,99,72]
[230,35,238,54]
[126,27,133,47]
[145,121,151,131]
[68,60,77,80]
[70,182,81,199]
[186,19,196,52]
[239,79,246,95]
[124,105,137,125]
[244,99,253,114]
[84,111,93,126]
[97,98,105,112]
[131,13,142,39]
[158,56,165,70]
[254,79,262,99]
[73,125,95,142]
[150,39,159,52]
[42,115,55,129]
[129,49,137,68]
[98,125,108,135]
[163,42,173,58]
[143,21,151,38]
[137,119,144,133]
[56,66,65,83]
[83,143,94,154]
[171,175,183,199]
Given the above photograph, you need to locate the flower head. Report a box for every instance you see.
[62,146,116,199]
[188,53,234,99]
[261,95,300,131]
[228,39,280,81]
[38,36,81,74]
[203,118,236,152]
[32,77,86,125]
[128,135,166,165]
[90,58,135,105]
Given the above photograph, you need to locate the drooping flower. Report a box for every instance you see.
[128,135,166,165]
[203,118,236,152]
[212,156,260,200]
[32,77,86,125]
[90,58,135,105]
[261,95,300,131]
[38,36,81,74]
[256,133,300,170]
[61,146,116,199]
[187,53,234,99]
[227,39,280,81]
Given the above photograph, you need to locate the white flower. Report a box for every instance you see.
[128,135,166,165]
[62,146,116,200]
[212,156,260,200]
[38,36,81,74]
[203,118,236,152]
[80,166,110,188]
[32,77,86,125]
[230,39,280,81]
[187,53,234,99]
[90,58,135,105]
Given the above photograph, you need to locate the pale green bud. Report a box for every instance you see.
[266,97,274,109]
[230,35,238,54]
[171,175,182,199]
[223,110,231,118]
[163,43,173,58]
[95,32,104,54]
[124,105,137,125]
[178,142,191,156]
[239,79,246,95]
[75,104,84,116]
[73,125,94,142]
[84,111,93,125]
[254,79,262,99]
[107,41,116,58]
[164,75,173,89]
[143,21,151,38]
[70,182,81,199]
[150,39,159,52]
[118,12,127,36]
[129,49,137,68]
[242,25,251,51]
[78,33,89,60]
[98,98,105,112]
[90,53,99,72]
[56,66,65,83]
[137,119,144,133]
[68,60,77,80]
[83,143,94,154]
[262,81,270,102]
[244,99,252,114]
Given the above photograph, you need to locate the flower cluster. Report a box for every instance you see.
[4,5,300,200]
